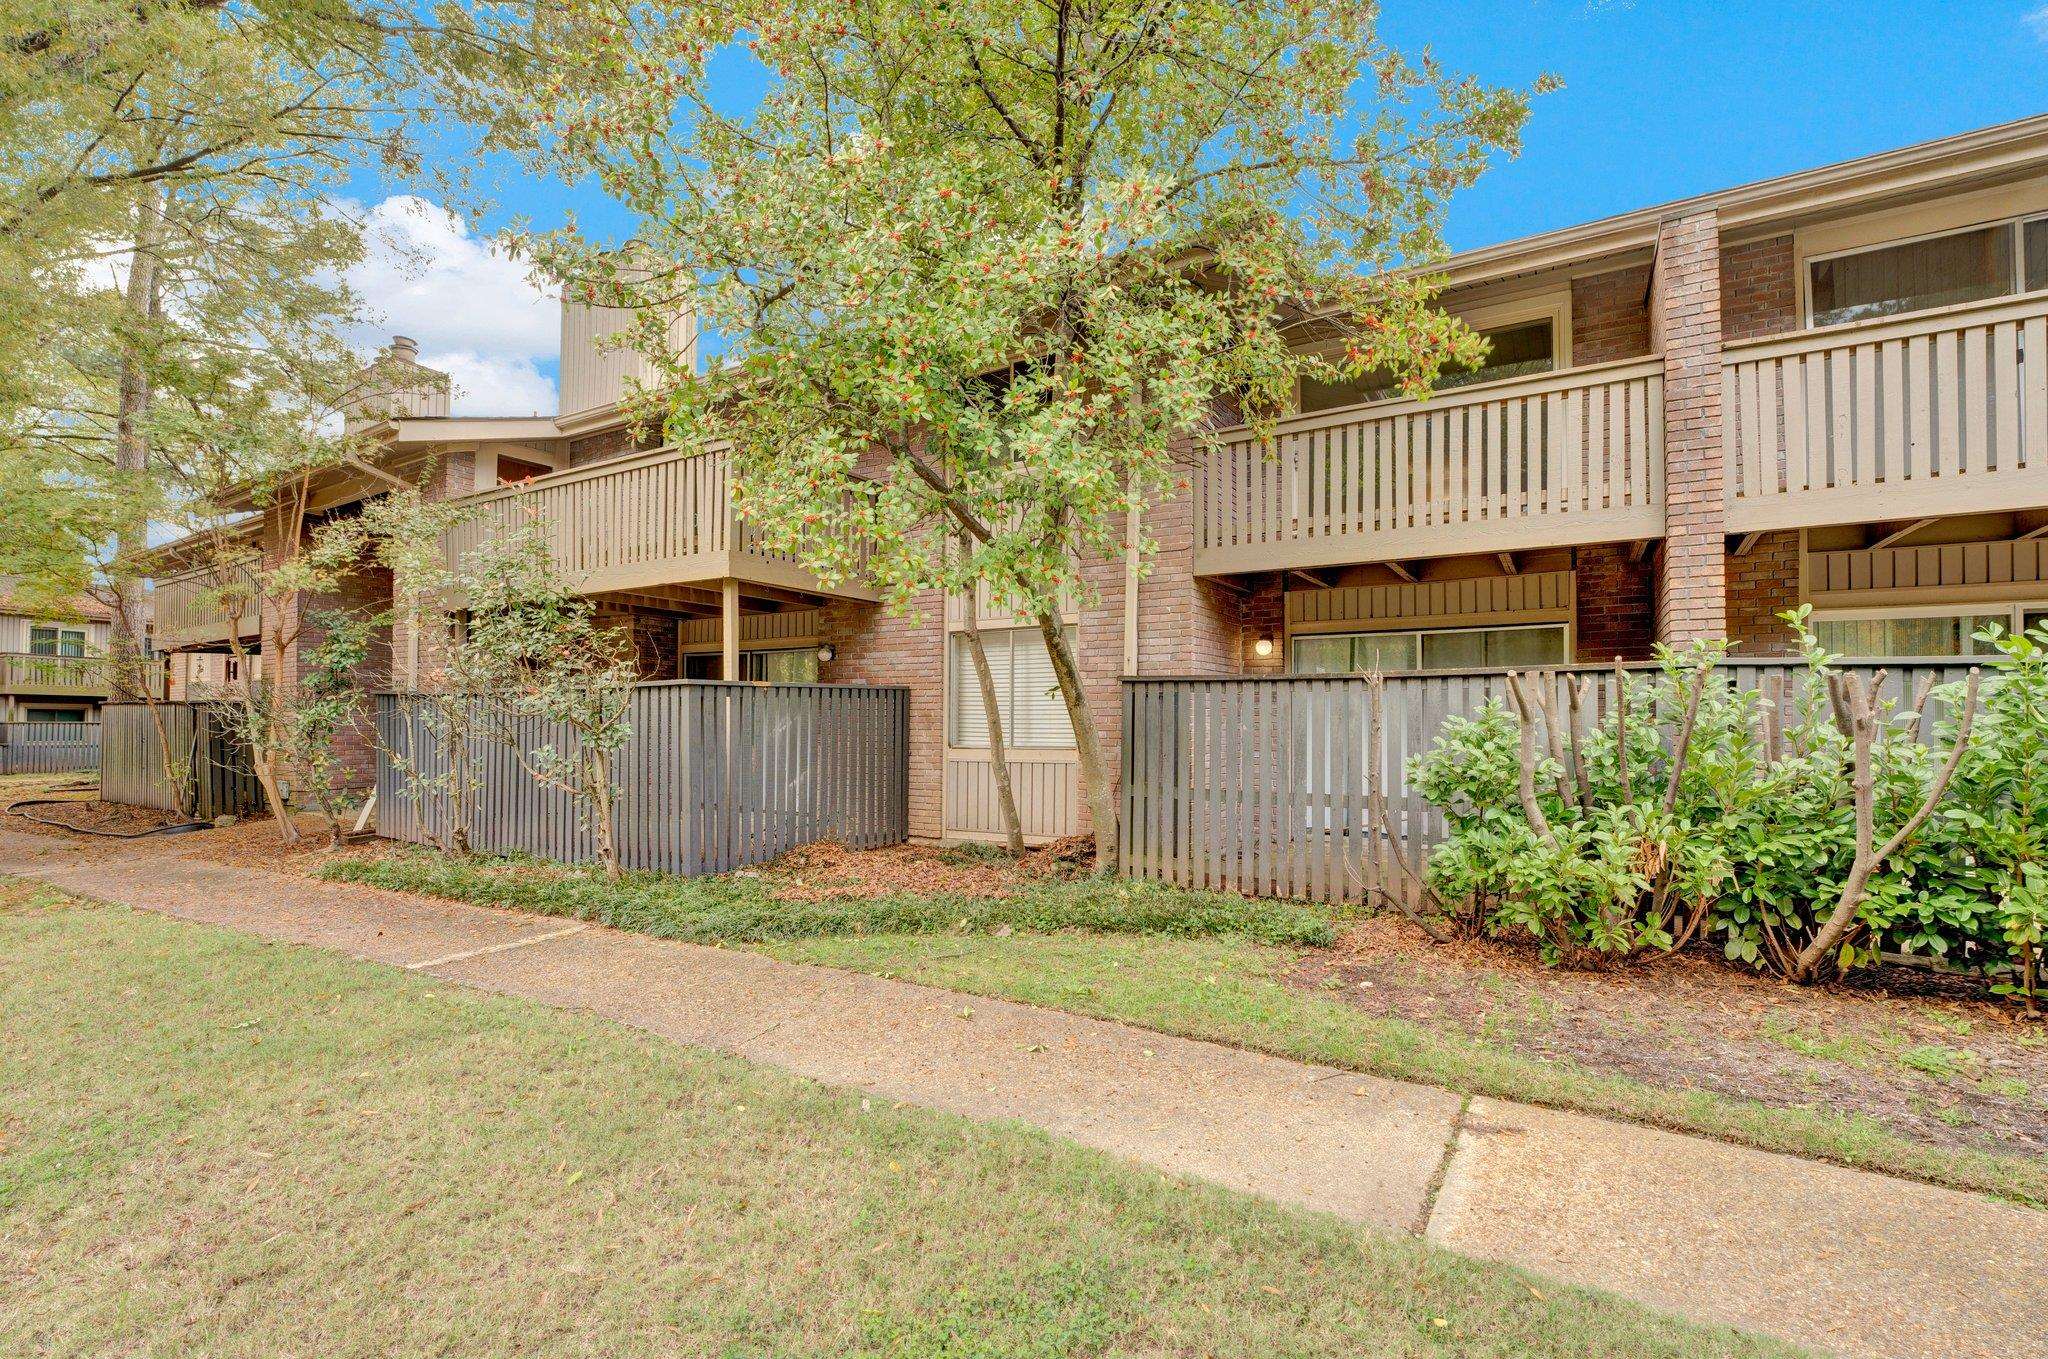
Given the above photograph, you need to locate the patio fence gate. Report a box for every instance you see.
[373,680,910,875]
[0,721,100,776]
[99,702,265,819]
[1121,659,1976,907]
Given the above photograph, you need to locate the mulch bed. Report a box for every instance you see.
[1295,916,2048,1157]
[762,838,1095,902]
[4,796,195,837]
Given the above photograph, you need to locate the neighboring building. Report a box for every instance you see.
[0,585,113,723]
[151,114,2048,843]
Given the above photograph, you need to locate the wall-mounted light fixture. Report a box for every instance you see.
[816,642,837,664]
[1252,636,1276,659]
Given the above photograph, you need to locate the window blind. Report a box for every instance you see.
[949,628,1075,749]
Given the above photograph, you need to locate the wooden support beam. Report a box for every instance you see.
[1383,560,1416,583]
[2017,522,2048,542]
[1870,517,1938,552]
[1628,538,1653,563]
[1495,552,1518,575]
[1732,532,1762,557]
[1287,568,1332,590]
[720,578,740,681]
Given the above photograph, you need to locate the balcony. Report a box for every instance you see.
[154,557,262,649]
[1192,358,1666,576]
[0,652,108,698]
[1724,292,2048,531]
[442,445,878,601]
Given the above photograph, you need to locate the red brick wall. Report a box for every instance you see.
[1240,574,1284,674]
[1570,264,1653,364]
[1727,530,1801,655]
[567,423,661,468]
[594,603,682,680]
[1719,235,1797,342]
[1574,543,1657,662]
[1137,464,1244,677]
[1655,211,1728,643]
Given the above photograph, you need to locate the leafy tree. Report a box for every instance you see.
[455,517,639,879]
[1,0,546,690]
[512,0,1549,865]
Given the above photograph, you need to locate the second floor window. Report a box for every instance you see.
[1809,215,2048,329]
[29,625,85,658]
[1299,316,1559,415]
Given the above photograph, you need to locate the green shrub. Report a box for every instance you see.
[319,852,1338,949]
[1413,611,2042,1007]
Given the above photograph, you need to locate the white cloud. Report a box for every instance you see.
[429,351,559,418]
[2029,5,2048,42]
[343,195,559,416]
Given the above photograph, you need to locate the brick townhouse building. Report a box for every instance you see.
[153,114,2048,844]
[0,584,113,724]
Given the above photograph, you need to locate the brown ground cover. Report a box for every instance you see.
[1299,917,2047,1157]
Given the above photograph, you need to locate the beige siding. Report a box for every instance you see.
[1808,538,2048,606]
[943,749,1081,844]
[1286,570,1574,634]
[679,609,822,651]
[559,297,698,419]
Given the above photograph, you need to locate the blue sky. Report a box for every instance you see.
[352,0,2048,415]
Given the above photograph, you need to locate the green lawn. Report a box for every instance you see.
[320,851,2048,1208]
[0,881,1797,1358]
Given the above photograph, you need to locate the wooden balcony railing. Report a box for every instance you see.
[442,445,876,601]
[1724,292,2048,531]
[153,556,262,648]
[1193,358,1665,575]
[0,652,107,697]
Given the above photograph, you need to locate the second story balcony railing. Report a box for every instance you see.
[1724,291,2048,531]
[0,652,108,698]
[154,556,263,649]
[1193,357,1666,575]
[441,444,877,601]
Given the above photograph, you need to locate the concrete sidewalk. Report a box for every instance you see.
[6,828,2044,1359]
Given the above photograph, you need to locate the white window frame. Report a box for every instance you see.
[1801,210,2048,330]
[1289,621,1571,675]
[1808,600,2048,657]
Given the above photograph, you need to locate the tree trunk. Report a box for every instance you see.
[109,190,166,702]
[960,608,1026,855]
[1037,610,1115,872]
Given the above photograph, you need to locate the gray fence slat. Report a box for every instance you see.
[1121,659,1974,907]
[374,682,908,875]
[0,721,101,776]
[98,702,261,816]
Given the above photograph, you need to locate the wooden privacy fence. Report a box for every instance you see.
[1121,659,1976,906]
[99,702,265,819]
[374,681,910,875]
[0,722,100,776]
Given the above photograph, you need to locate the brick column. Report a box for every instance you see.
[1654,210,1727,643]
